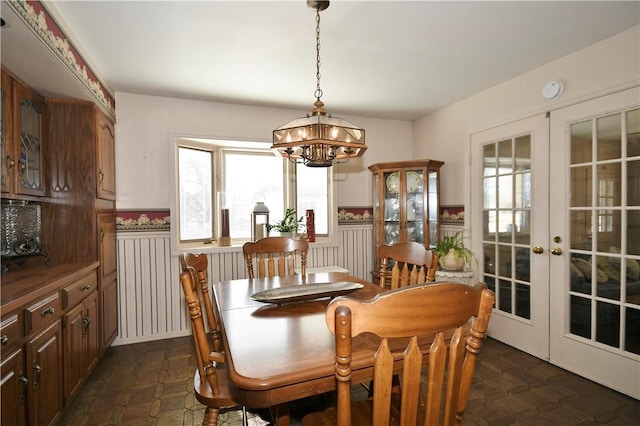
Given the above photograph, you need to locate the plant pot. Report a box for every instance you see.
[439,248,465,271]
[278,231,293,238]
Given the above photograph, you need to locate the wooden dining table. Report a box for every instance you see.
[211,271,388,423]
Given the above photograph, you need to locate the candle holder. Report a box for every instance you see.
[251,202,269,241]
[217,192,231,246]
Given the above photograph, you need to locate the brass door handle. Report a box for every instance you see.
[532,246,544,254]
[550,247,563,256]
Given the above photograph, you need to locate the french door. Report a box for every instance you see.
[549,87,639,399]
[472,87,640,399]
[471,114,550,360]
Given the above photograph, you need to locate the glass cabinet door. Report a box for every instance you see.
[383,171,400,245]
[404,169,423,244]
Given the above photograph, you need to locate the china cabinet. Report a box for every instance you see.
[369,159,444,281]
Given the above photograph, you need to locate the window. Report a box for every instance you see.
[171,137,334,250]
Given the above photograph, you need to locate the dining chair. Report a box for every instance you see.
[301,282,495,426]
[378,241,439,290]
[243,236,309,279]
[179,262,248,426]
[179,253,222,352]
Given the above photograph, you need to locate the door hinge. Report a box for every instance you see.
[61,317,67,328]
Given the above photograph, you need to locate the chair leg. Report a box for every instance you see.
[242,405,248,426]
[203,407,219,426]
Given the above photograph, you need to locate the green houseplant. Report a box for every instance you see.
[266,208,304,237]
[433,230,477,271]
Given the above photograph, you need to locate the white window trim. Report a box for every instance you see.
[169,134,338,256]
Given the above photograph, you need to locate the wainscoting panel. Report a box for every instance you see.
[115,225,373,345]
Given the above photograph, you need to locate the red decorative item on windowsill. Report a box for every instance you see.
[306,209,315,242]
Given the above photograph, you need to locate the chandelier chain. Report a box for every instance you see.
[314,7,323,102]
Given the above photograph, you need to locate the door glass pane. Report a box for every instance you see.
[625,307,640,355]
[571,166,592,207]
[570,211,591,250]
[514,135,531,172]
[629,160,640,206]
[571,120,592,164]
[570,295,591,338]
[570,254,592,295]
[596,301,620,347]
[595,255,620,301]
[627,109,640,157]
[628,210,640,255]
[597,114,621,161]
[483,144,496,176]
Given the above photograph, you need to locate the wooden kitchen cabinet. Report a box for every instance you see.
[98,213,118,351]
[369,160,444,281]
[0,349,27,426]
[0,69,46,198]
[26,320,63,426]
[95,110,116,200]
[63,290,99,403]
[1,263,100,425]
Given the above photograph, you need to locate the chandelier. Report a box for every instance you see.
[272,0,367,167]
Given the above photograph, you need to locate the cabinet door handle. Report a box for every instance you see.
[81,284,91,291]
[32,361,41,389]
[0,334,7,345]
[82,315,91,335]
[40,307,55,317]
[5,154,14,175]
[18,373,28,384]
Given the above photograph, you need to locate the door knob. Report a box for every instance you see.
[532,246,544,254]
[550,247,563,256]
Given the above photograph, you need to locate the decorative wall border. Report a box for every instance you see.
[116,211,171,231]
[116,207,373,232]
[337,207,373,225]
[7,0,116,120]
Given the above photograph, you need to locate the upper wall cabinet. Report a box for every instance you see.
[95,110,115,201]
[1,70,46,198]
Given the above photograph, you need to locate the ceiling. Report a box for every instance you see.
[2,1,639,121]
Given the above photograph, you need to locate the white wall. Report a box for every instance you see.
[413,25,640,207]
[114,94,412,209]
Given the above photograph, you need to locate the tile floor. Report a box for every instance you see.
[59,336,640,425]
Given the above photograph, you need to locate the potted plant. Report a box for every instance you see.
[433,230,477,271]
[266,208,304,237]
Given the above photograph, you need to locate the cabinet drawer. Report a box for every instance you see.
[0,313,24,356]
[61,271,98,309]
[24,293,60,335]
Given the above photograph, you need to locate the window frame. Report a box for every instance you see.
[170,135,338,254]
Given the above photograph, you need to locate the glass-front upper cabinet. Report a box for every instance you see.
[369,159,444,279]
[1,69,46,197]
